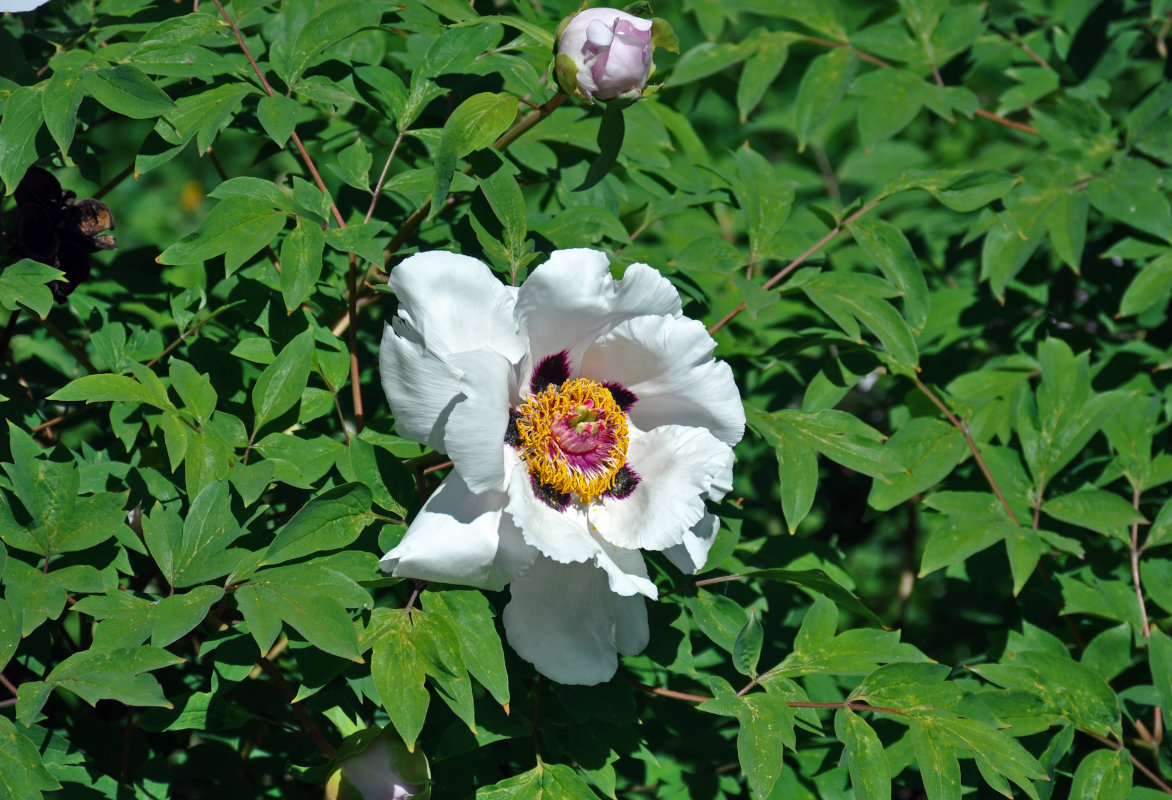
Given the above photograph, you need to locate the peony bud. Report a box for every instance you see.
[556,8,666,102]
[324,729,431,800]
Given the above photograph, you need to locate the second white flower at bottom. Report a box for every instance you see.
[379,249,744,685]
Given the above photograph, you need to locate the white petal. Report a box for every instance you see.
[585,18,614,48]
[664,513,720,575]
[503,555,649,685]
[0,0,51,10]
[381,472,536,591]
[579,314,745,447]
[589,426,734,551]
[379,321,462,451]
[389,251,524,362]
[443,351,515,494]
[515,251,681,386]
[504,461,656,597]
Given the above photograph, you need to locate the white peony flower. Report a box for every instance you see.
[556,8,655,101]
[0,0,51,10]
[379,249,744,685]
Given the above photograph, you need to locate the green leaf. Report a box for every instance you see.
[256,93,301,148]
[1069,748,1132,800]
[1018,339,1119,493]
[41,51,89,158]
[837,709,891,800]
[157,196,287,275]
[236,562,365,661]
[736,692,794,799]
[852,68,929,152]
[794,46,857,149]
[849,217,930,331]
[909,719,962,800]
[737,34,789,121]
[252,327,315,432]
[801,273,919,370]
[422,589,510,706]
[1119,252,1172,318]
[44,646,182,710]
[169,358,217,424]
[1088,158,1172,243]
[0,598,19,673]
[733,146,795,260]
[0,87,45,195]
[83,64,174,119]
[746,404,905,480]
[431,92,517,217]
[0,260,64,320]
[972,651,1121,736]
[868,418,966,512]
[1149,628,1172,729]
[0,718,61,800]
[670,41,754,86]
[262,483,373,565]
[686,589,747,653]
[1042,489,1145,544]
[370,609,430,750]
[49,371,174,411]
[152,480,242,588]
[938,717,1046,799]
[477,761,599,799]
[733,610,764,677]
[1047,189,1089,271]
[772,426,818,533]
[279,218,326,313]
[279,2,388,87]
[576,101,625,192]
[748,568,884,627]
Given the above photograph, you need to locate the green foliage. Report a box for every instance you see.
[1,0,1172,798]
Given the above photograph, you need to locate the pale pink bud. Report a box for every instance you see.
[557,8,655,101]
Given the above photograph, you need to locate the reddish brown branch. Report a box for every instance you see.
[707,199,881,336]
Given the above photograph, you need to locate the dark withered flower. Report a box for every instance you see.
[4,167,117,302]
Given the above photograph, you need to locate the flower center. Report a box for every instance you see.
[514,377,628,503]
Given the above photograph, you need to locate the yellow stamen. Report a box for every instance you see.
[515,378,628,503]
